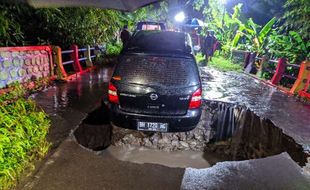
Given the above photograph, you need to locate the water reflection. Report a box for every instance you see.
[33,67,113,115]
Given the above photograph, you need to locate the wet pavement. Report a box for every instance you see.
[24,138,184,190]
[200,67,310,152]
[22,65,310,189]
[182,152,310,190]
[23,138,310,190]
[31,66,113,148]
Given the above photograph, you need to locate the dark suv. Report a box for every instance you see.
[108,30,202,132]
[135,21,166,31]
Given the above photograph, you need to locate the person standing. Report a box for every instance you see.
[120,25,131,46]
[211,31,218,56]
[204,31,215,63]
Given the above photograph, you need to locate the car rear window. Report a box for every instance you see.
[141,24,162,30]
[114,55,199,87]
[125,31,190,54]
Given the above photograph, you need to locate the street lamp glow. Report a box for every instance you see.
[174,11,185,22]
[220,0,227,5]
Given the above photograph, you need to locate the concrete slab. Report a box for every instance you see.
[24,138,310,190]
[181,152,310,190]
[24,138,184,190]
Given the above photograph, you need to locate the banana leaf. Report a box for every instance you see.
[258,17,276,44]
[231,31,241,48]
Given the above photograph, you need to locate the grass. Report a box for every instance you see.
[0,84,50,190]
[195,52,206,64]
[195,53,243,72]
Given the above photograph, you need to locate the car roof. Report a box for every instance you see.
[137,21,165,24]
[125,30,191,55]
[132,30,186,38]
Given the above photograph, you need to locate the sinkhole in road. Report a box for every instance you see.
[73,101,308,168]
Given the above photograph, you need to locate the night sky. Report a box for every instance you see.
[182,0,286,25]
[225,0,286,24]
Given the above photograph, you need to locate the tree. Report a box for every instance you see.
[280,0,310,41]
[0,2,169,48]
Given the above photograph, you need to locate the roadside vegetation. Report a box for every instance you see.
[0,85,50,190]
[193,0,309,77]
[105,43,123,57]
[0,2,168,49]
[194,0,309,62]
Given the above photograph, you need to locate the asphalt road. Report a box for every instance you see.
[21,66,310,190]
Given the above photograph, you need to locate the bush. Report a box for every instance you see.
[0,85,50,190]
[105,43,122,57]
[195,53,206,64]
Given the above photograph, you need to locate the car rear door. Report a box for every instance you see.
[112,54,200,116]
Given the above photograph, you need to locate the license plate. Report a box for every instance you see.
[137,122,168,132]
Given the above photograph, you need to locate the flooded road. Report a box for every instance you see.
[200,67,310,152]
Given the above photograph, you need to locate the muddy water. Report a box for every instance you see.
[200,67,310,152]
[101,145,214,169]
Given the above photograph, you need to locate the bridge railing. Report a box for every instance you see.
[53,44,98,80]
[240,50,310,99]
[0,44,103,91]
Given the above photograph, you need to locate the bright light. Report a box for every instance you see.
[174,11,185,22]
[220,0,227,5]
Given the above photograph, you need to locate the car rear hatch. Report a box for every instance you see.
[112,54,200,116]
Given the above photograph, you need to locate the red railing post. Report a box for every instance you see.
[52,46,67,79]
[71,44,83,73]
[270,58,287,85]
[290,61,310,94]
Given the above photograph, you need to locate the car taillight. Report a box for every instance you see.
[108,82,119,104]
[189,88,202,109]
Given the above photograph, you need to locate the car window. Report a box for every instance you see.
[124,31,191,54]
[141,24,162,30]
[114,55,199,88]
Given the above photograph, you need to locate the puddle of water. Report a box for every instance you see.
[101,145,214,169]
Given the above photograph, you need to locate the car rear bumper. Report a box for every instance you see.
[109,104,202,132]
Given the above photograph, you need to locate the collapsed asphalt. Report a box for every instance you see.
[20,66,310,190]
